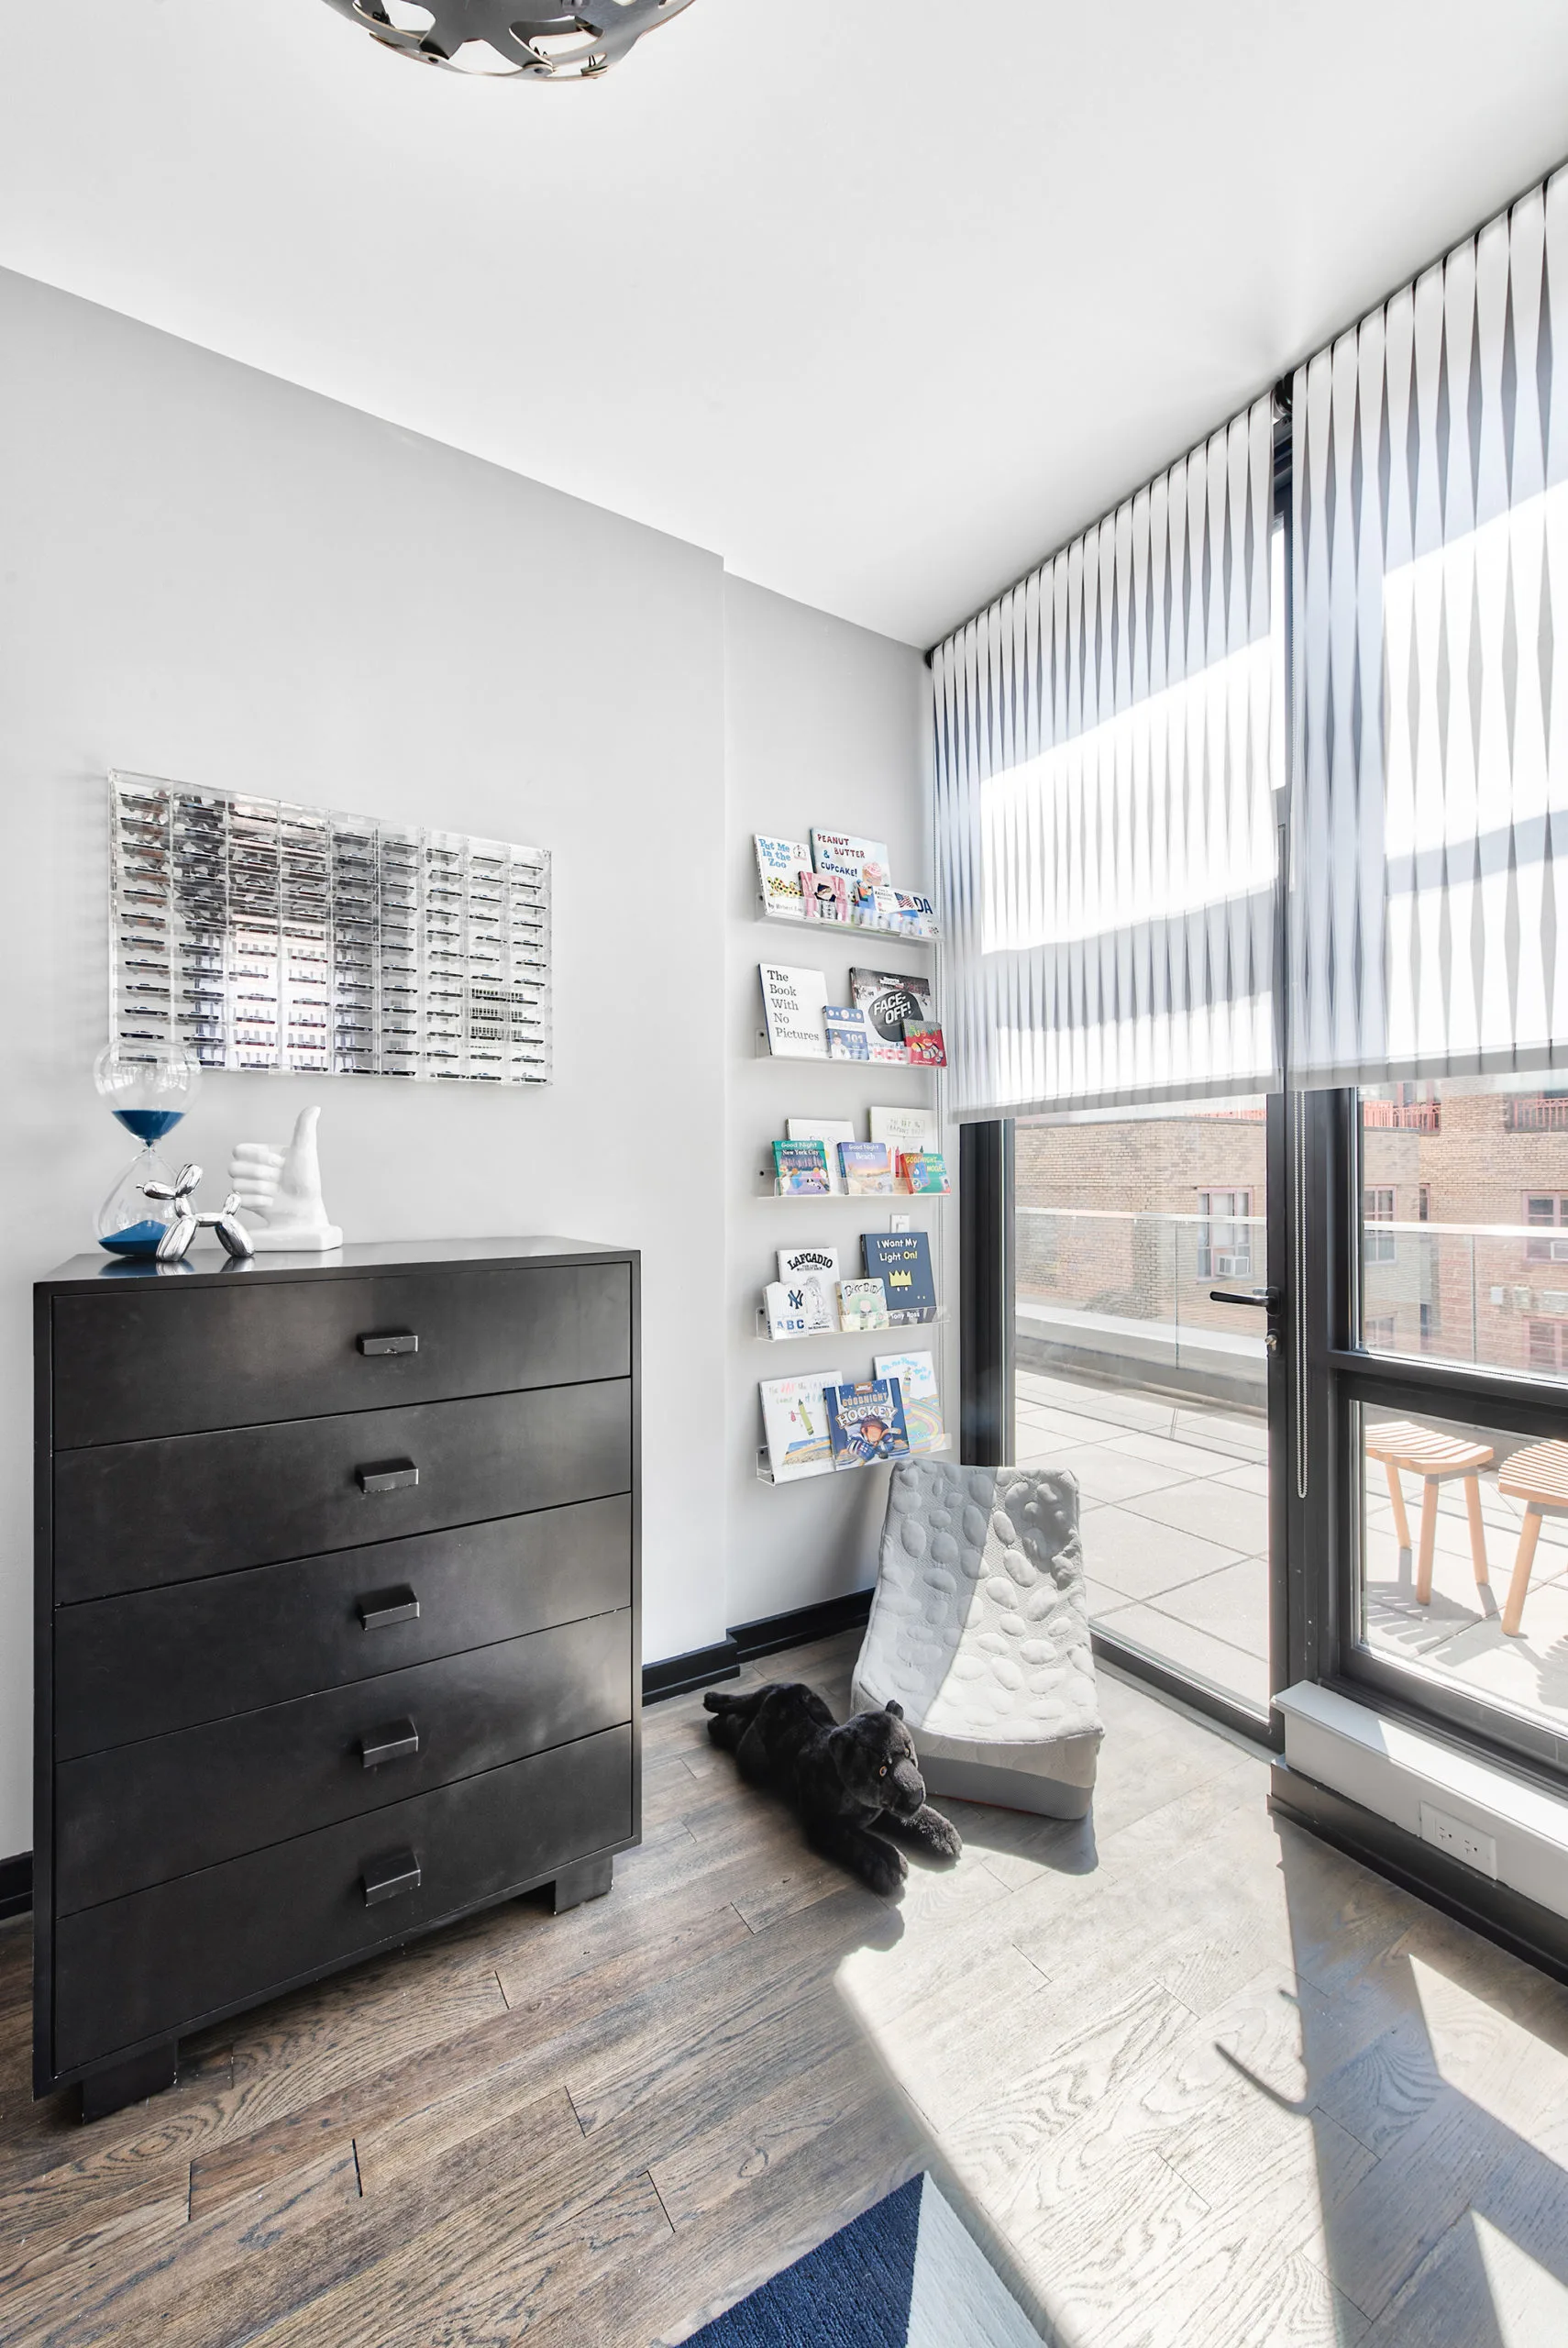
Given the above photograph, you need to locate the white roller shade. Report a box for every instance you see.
[1290,168,1568,1088]
[933,396,1279,1121]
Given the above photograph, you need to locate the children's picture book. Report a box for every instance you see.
[786,1120,855,1196]
[772,1137,832,1194]
[759,964,830,1058]
[755,836,812,920]
[870,1104,938,1160]
[839,1140,895,1196]
[811,831,891,892]
[863,1230,937,1321]
[847,875,880,925]
[764,1278,834,1336]
[824,1005,873,1061]
[874,1349,945,1454]
[849,968,934,1061]
[837,1277,890,1332]
[762,1281,811,1340]
[761,1371,844,1481]
[903,1022,948,1067]
[904,1150,951,1194]
[826,1378,911,1468]
[894,892,937,937]
[800,869,850,923]
[777,1244,842,1328]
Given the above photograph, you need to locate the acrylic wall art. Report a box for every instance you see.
[108,772,551,1084]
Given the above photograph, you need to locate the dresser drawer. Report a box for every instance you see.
[56,1608,632,1912]
[54,1725,634,2074]
[50,1261,632,1446]
[54,1381,632,1602]
[54,1496,632,1756]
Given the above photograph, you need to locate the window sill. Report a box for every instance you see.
[1275,1680,1568,1926]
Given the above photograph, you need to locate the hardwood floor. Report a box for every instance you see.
[4,1632,1568,2344]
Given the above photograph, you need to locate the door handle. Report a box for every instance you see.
[358,1331,419,1357]
[358,1584,420,1631]
[1209,1287,1282,1310]
[357,1459,419,1494]
[359,1716,419,1769]
[362,1845,422,1907]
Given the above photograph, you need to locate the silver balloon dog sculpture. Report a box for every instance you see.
[142,1164,253,1265]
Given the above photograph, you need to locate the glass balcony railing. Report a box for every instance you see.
[1361,1221,1568,1380]
[1015,1208,1268,1412]
[1017,1206,1568,1393]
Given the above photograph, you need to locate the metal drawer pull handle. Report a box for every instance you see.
[358,1584,420,1630]
[359,1331,419,1357]
[362,1845,422,1906]
[359,1716,419,1769]
[357,1459,420,1494]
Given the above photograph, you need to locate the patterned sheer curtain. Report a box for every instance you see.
[1290,167,1568,1087]
[932,396,1279,1121]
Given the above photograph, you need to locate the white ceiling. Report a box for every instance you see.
[5,3,1568,646]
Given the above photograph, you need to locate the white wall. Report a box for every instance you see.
[722,578,947,1629]
[0,268,739,1856]
[0,273,937,1860]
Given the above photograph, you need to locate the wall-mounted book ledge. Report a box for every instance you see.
[756,1304,949,1342]
[756,1439,953,1486]
[757,902,938,944]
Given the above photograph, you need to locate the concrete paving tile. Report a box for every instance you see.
[1101,1430,1247,1479]
[1121,1480,1269,1552]
[1080,1506,1246,1600]
[1153,1556,1271,1658]
[1096,1601,1270,1712]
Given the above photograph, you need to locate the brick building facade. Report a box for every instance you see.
[1016,1087,1568,1376]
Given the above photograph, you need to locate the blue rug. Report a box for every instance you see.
[687,2174,1045,2345]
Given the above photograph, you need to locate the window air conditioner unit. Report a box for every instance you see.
[1548,1238,1568,1261]
[1213,1254,1250,1279]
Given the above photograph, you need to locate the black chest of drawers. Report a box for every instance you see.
[34,1236,641,2118]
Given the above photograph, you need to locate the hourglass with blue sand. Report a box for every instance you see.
[94,1043,201,1257]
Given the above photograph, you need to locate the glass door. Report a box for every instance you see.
[1011,1093,1285,1729]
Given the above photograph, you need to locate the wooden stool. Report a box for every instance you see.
[1496,1440,1568,1636]
[1364,1420,1493,1604]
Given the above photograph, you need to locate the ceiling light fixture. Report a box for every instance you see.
[321,0,697,83]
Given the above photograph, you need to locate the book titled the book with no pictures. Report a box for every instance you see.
[759,964,829,1058]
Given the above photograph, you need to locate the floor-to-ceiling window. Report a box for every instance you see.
[1346,1076,1568,1773]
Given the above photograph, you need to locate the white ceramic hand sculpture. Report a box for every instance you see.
[227,1105,343,1253]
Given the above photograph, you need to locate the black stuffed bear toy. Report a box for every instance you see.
[703,1680,962,1898]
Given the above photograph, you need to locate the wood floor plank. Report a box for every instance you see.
[563,1887,896,2137]
[533,2082,929,2348]
[646,2032,895,2234]
[381,2172,674,2348]
[9,1631,1568,2348]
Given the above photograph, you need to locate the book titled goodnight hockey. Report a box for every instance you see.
[826,1378,911,1468]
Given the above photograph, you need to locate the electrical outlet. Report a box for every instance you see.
[1419,1800,1497,1879]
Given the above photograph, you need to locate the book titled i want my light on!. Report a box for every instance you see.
[863,1230,937,1322]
